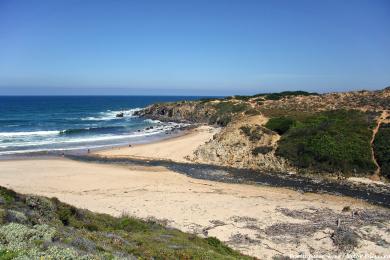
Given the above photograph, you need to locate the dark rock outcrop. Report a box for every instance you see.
[134,101,217,124]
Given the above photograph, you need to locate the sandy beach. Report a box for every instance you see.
[94,125,219,162]
[0,157,389,258]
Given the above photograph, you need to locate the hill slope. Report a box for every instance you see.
[0,186,250,259]
[135,88,390,179]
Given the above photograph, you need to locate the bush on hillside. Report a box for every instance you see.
[209,102,251,126]
[240,125,265,141]
[252,146,273,155]
[213,101,250,114]
[265,117,296,135]
[276,110,376,175]
[373,124,390,179]
[244,108,261,116]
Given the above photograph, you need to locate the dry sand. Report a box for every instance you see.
[95,125,219,162]
[0,158,388,259]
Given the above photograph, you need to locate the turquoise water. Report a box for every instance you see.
[0,96,203,156]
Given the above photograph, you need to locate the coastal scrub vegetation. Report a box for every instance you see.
[240,125,272,142]
[253,90,319,100]
[220,91,318,102]
[209,101,251,126]
[0,186,250,259]
[275,110,376,175]
[373,124,390,178]
[265,116,296,135]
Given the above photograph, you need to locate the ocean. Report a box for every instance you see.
[0,96,203,156]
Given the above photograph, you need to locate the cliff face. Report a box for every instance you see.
[190,115,294,173]
[134,101,216,123]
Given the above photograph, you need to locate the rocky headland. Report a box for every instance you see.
[135,88,390,181]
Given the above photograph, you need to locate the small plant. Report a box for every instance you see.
[342,206,351,212]
[0,187,16,205]
[252,146,273,155]
[331,227,359,251]
[240,126,263,141]
[117,216,149,232]
[373,124,390,179]
[244,109,260,116]
[205,237,234,255]
[0,249,18,260]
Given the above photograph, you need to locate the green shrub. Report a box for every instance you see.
[214,101,250,114]
[232,95,251,101]
[244,108,261,116]
[252,146,273,155]
[373,124,390,179]
[209,114,232,126]
[208,101,251,126]
[240,126,263,141]
[276,110,376,175]
[205,237,234,255]
[0,249,18,260]
[265,117,296,135]
[57,206,73,226]
[117,216,149,232]
[0,187,16,205]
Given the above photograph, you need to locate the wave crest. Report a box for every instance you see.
[0,131,59,138]
[81,108,143,121]
[59,126,124,135]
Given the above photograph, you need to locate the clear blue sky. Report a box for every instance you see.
[0,0,389,95]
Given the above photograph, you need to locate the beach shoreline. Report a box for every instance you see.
[0,123,202,160]
[93,125,219,163]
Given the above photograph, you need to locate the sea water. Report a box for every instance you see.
[0,96,203,156]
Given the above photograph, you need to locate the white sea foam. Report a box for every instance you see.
[0,113,191,155]
[0,122,183,151]
[0,131,60,138]
[0,144,115,155]
[144,119,161,124]
[81,108,143,121]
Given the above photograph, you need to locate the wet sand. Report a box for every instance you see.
[95,125,219,162]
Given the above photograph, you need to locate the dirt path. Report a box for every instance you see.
[370,110,389,179]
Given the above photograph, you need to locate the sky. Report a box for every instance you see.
[0,0,389,96]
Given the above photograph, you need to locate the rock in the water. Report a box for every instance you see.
[116,112,124,118]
